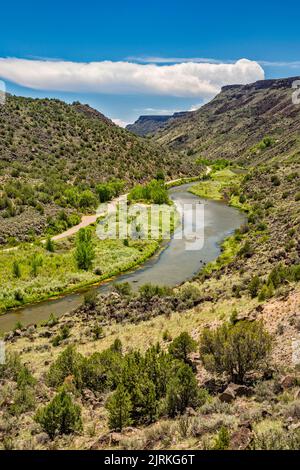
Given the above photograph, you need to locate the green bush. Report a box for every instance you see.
[128,179,170,205]
[35,389,82,439]
[166,363,199,417]
[47,346,84,389]
[248,275,261,298]
[75,227,95,271]
[213,426,230,450]
[168,332,197,364]
[12,260,21,278]
[199,320,272,383]
[45,237,55,252]
[106,384,132,431]
[139,283,172,300]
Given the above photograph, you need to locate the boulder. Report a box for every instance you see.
[280,375,296,389]
[227,383,254,397]
[219,388,235,403]
[219,383,254,402]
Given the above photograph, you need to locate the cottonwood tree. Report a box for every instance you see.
[75,227,95,271]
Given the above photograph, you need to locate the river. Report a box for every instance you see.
[0,182,246,332]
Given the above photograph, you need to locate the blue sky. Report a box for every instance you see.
[1,0,300,124]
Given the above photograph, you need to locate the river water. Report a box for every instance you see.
[0,182,246,332]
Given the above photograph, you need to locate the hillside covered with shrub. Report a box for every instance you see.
[0,95,195,244]
[154,77,300,166]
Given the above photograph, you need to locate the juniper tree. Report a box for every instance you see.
[35,389,82,439]
[106,384,132,431]
[168,332,197,364]
[199,320,272,384]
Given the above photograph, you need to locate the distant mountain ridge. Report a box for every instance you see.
[126,111,190,136]
[153,76,300,165]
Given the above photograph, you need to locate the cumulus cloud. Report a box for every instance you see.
[189,103,203,111]
[111,118,129,128]
[0,57,264,98]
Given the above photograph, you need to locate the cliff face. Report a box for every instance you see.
[153,76,300,165]
[126,111,190,136]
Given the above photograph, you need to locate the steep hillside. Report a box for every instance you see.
[0,95,195,243]
[127,112,190,136]
[154,76,300,165]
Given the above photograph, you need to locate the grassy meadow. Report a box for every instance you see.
[0,235,159,312]
[0,199,180,311]
[189,168,242,201]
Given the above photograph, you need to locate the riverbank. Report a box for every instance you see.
[0,175,204,314]
[0,182,246,332]
[188,168,250,278]
[0,187,182,313]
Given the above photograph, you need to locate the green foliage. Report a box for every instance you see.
[258,283,274,301]
[75,227,95,270]
[9,385,35,416]
[271,175,280,186]
[251,427,300,450]
[47,346,84,389]
[168,332,197,364]
[44,313,58,327]
[166,363,199,417]
[110,338,123,354]
[254,263,300,301]
[0,352,35,386]
[139,283,172,301]
[238,240,253,258]
[83,290,98,307]
[248,275,261,298]
[113,282,132,296]
[30,253,43,277]
[199,321,272,383]
[78,190,98,209]
[45,237,55,252]
[121,351,158,424]
[106,384,132,431]
[12,260,21,278]
[251,136,275,154]
[195,158,230,171]
[213,426,230,450]
[35,389,82,439]
[128,179,170,205]
[96,179,125,203]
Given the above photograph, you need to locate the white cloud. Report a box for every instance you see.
[130,56,300,69]
[111,118,129,128]
[0,57,264,98]
[127,56,226,64]
[258,60,300,68]
[189,103,203,111]
[141,107,181,115]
